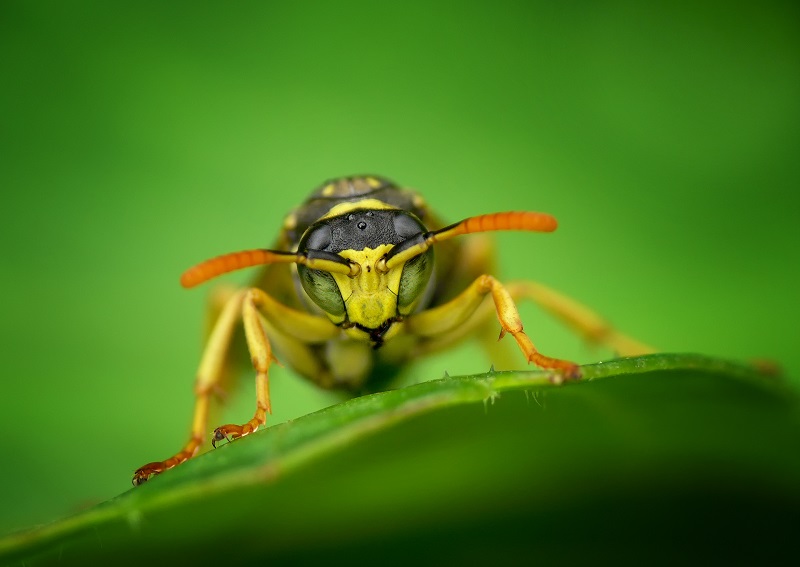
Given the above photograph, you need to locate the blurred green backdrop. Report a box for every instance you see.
[1,0,798,537]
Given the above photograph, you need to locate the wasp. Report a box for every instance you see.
[132,175,652,485]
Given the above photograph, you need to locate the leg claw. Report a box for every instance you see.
[212,423,253,448]
[132,462,165,486]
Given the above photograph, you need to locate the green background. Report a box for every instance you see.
[1,0,798,537]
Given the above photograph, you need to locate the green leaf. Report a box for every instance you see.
[2,354,798,565]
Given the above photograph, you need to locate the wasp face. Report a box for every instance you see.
[296,208,434,346]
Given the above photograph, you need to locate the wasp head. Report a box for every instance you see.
[296,208,434,346]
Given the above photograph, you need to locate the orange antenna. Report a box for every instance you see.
[443,211,557,237]
[180,248,358,288]
[382,211,558,271]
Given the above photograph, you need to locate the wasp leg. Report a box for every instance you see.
[210,288,340,446]
[202,284,246,400]
[407,275,580,377]
[209,289,273,447]
[133,288,248,486]
[505,281,656,356]
[410,280,655,371]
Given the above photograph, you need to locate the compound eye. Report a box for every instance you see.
[305,224,333,251]
[398,247,433,313]
[393,212,424,239]
[297,265,346,317]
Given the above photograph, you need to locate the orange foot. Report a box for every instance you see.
[509,330,581,379]
[211,420,259,448]
[132,440,200,486]
[132,453,190,486]
[533,355,581,381]
[133,461,170,486]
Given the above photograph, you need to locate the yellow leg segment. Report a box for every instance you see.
[407,275,580,377]
[251,287,342,343]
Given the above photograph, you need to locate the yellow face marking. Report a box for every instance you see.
[330,244,403,332]
[321,183,336,197]
[320,199,398,220]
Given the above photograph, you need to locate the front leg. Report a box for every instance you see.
[210,287,342,446]
[210,288,273,446]
[406,274,580,378]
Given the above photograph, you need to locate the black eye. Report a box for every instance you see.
[306,225,332,251]
[393,212,424,239]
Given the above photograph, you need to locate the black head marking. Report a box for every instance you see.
[299,210,426,254]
